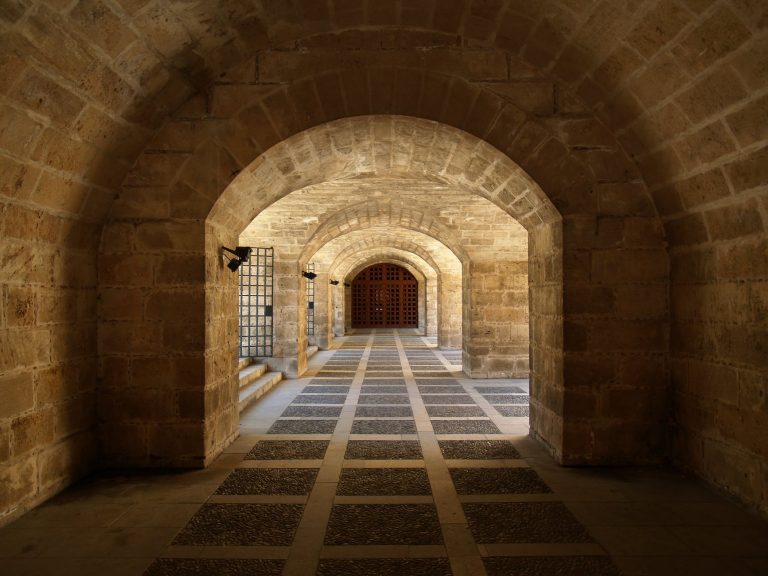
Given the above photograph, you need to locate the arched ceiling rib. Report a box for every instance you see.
[309,227,462,277]
[219,116,553,234]
[0,2,763,249]
[336,250,436,284]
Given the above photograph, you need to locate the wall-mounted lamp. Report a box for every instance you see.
[329,280,339,285]
[222,246,252,272]
[302,271,317,280]
[344,283,351,288]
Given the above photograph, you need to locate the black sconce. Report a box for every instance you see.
[302,271,317,280]
[344,283,351,287]
[222,246,252,272]
[329,280,339,285]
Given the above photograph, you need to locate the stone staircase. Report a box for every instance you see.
[238,357,283,413]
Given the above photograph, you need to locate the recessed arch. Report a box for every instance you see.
[333,247,442,342]
[309,231,461,348]
[207,114,558,234]
[200,115,554,465]
[102,102,667,474]
[299,198,471,267]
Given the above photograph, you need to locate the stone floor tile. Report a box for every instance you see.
[215,468,318,495]
[355,406,413,418]
[173,504,303,546]
[438,440,521,460]
[324,504,443,545]
[1,558,153,576]
[290,394,347,405]
[474,386,527,394]
[351,420,417,434]
[336,468,431,496]
[345,441,423,460]
[483,394,529,404]
[357,394,411,405]
[613,555,758,576]
[245,440,329,460]
[425,405,486,417]
[450,468,552,494]
[301,385,350,394]
[360,385,408,393]
[495,405,530,417]
[266,420,338,434]
[280,405,343,418]
[463,502,592,543]
[483,555,621,576]
[431,420,500,434]
[316,558,451,576]
[421,395,475,405]
[363,378,407,385]
[417,385,464,393]
[144,558,285,576]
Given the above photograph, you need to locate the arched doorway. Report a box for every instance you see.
[351,263,418,328]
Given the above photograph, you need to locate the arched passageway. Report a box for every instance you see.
[350,263,419,329]
[1,3,766,571]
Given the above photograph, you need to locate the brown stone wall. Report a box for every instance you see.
[203,223,239,464]
[529,222,564,460]
[0,206,98,524]
[439,273,462,349]
[670,226,767,513]
[97,216,208,468]
[560,212,669,465]
[463,260,529,378]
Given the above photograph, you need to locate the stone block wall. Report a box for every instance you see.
[0,206,98,524]
[97,216,209,469]
[463,260,529,378]
[528,222,564,460]
[439,273,463,349]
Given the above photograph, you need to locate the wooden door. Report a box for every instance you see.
[351,264,418,328]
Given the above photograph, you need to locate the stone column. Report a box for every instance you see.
[463,259,529,378]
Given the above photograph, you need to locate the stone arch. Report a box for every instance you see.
[103,94,666,471]
[299,198,471,267]
[317,233,462,348]
[309,242,443,349]
[0,0,768,528]
[342,255,433,336]
[336,249,438,339]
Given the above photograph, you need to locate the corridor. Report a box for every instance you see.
[1,332,766,576]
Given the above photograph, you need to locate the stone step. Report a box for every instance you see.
[239,362,267,389]
[307,345,319,359]
[238,371,283,413]
[238,356,253,371]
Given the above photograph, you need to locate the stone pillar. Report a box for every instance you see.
[425,279,437,337]
[463,259,529,378]
[528,222,564,461]
[439,273,462,348]
[417,278,426,334]
[342,284,352,333]
[265,257,304,378]
[313,272,330,349]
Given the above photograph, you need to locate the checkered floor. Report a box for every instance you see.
[144,332,621,575]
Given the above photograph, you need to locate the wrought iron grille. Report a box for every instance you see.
[239,247,274,357]
[306,262,315,337]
